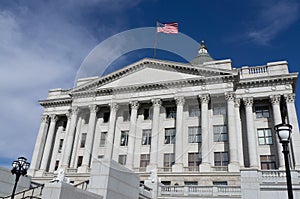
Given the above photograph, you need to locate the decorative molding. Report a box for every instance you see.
[50,114,59,122]
[234,98,241,108]
[270,95,281,105]
[285,93,295,103]
[41,115,49,122]
[66,111,71,120]
[130,101,140,110]
[89,104,99,113]
[71,106,79,115]
[151,98,161,107]
[109,102,119,111]
[225,92,235,101]
[175,96,185,106]
[199,94,210,104]
[243,97,253,107]
[39,98,72,108]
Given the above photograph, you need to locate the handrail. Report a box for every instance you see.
[74,180,89,190]
[0,182,44,199]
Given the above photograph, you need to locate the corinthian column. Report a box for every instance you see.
[40,114,58,171]
[234,98,244,167]
[285,93,300,169]
[104,102,119,159]
[126,101,139,169]
[61,106,79,168]
[243,98,259,168]
[80,105,99,172]
[147,99,161,171]
[172,96,185,172]
[29,115,49,175]
[225,93,239,172]
[199,94,211,172]
[270,95,285,169]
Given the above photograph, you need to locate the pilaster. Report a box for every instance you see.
[234,98,244,167]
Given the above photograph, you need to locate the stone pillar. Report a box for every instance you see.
[29,115,49,174]
[70,117,83,168]
[40,114,58,171]
[270,95,285,169]
[285,93,300,169]
[199,94,211,172]
[104,103,119,159]
[243,98,259,168]
[58,112,71,168]
[172,96,185,172]
[80,105,99,172]
[147,99,161,171]
[61,106,79,168]
[126,101,139,169]
[234,98,244,167]
[225,93,239,172]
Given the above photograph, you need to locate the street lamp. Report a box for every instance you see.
[11,157,30,199]
[274,123,293,199]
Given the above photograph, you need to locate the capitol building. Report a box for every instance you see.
[24,42,300,198]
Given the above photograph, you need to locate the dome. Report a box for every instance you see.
[190,41,214,65]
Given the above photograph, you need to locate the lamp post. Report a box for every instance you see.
[274,123,293,199]
[11,157,30,199]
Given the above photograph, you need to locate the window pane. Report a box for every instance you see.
[118,155,127,165]
[100,132,107,147]
[120,131,129,146]
[142,130,151,145]
[80,133,87,148]
[213,125,228,142]
[165,128,175,144]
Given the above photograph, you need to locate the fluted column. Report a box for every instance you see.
[225,93,239,171]
[104,103,119,159]
[147,99,161,171]
[243,97,259,168]
[29,115,50,174]
[126,101,140,169]
[285,93,300,169]
[234,98,244,167]
[40,114,58,171]
[199,94,211,172]
[270,95,285,169]
[58,112,71,168]
[61,106,79,168]
[172,96,185,172]
[80,105,99,171]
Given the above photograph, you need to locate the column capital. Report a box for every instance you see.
[199,94,210,104]
[66,112,71,119]
[71,106,79,115]
[284,93,295,103]
[175,96,185,106]
[41,115,49,122]
[243,97,253,107]
[151,98,161,107]
[50,114,58,122]
[109,102,119,111]
[130,101,140,110]
[234,98,241,108]
[225,92,235,101]
[270,95,281,105]
[89,104,99,113]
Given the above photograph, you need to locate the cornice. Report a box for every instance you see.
[39,98,72,108]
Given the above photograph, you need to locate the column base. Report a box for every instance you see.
[78,165,90,173]
[35,169,46,177]
[146,164,157,172]
[278,165,286,170]
[172,163,184,172]
[228,162,240,172]
[199,163,211,172]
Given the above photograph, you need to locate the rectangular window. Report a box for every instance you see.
[103,112,110,123]
[213,125,228,142]
[98,155,104,159]
[118,155,127,165]
[213,181,228,186]
[184,181,198,186]
[166,106,176,118]
[188,152,201,171]
[189,105,201,117]
[77,156,83,167]
[120,131,129,146]
[140,154,150,168]
[161,181,171,185]
[188,127,201,143]
[213,103,226,115]
[255,106,270,118]
[58,139,63,153]
[165,128,176,144]
[258,128,273,145]
[143,108,152,120]
[214,152,229,166]
[123,110,130,121]
[260,155,276,170]
[100,132,107,147]
[142,129,152,145]
[163,153,175,168]
[80,133,87,148]
[54,160,59,171]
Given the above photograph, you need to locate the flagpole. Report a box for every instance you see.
[154,20,158,59]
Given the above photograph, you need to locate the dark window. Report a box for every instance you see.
[163,153,175,168]
[214,152,229,166]
[258,128,273,145]
[188,153,201,171]
[189,105,201,117]
[142,130,151,145]
[161,181,171,185]
[120,131,129,146]
[77,156,83,167]
[213,125,228,142]
[100,132,107,147]
[58,139,63,153]
[103,112,110,123]
[54,160,59,171]
[98,155,104,159]
[184,181,198,186]
[143,108,152,120]
[118,155,127,165]
[260,155,276,170]
[213,181,228,186]
[140,154,150,168]
[165,128,176,144]
[255,106,270,118]
[62,121,67,131]
[166,106,176,118]
[80,133,87,148]
[188,127,201,143]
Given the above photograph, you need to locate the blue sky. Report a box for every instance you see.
[0,0,300,168]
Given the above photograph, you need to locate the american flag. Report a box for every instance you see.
[157,21,178,34]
